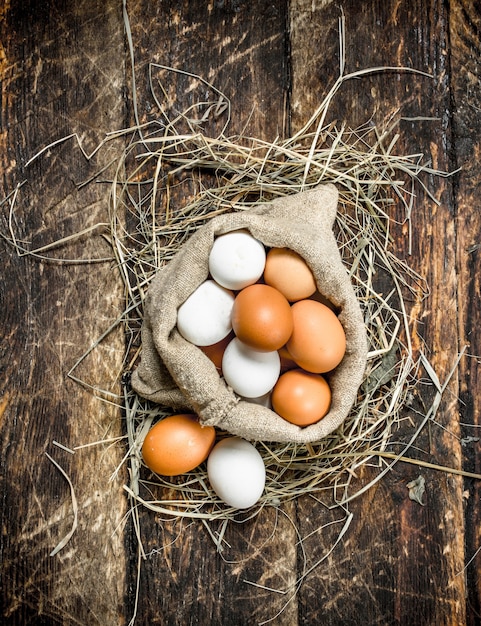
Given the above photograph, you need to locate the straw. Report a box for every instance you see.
[94,48,463,547]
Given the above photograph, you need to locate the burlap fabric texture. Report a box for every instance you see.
[131,183,368,443]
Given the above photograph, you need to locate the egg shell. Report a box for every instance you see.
[209,231,266,290]
[141,414,216,476]
[177,280,234,346]
[207,437,266,509]
[264,247,317,302]
[287,299,346,373]
[222,337,280,398]
[278,345,298,373]
[199,331,235,372]
[271,368,331,426]
[231,283,293,351]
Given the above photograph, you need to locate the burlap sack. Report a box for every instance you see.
[131,184,368,443]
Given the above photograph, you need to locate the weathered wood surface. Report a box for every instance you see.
[1,1,480,625]
[1,1,128,625]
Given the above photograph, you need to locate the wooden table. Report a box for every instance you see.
[1,1,480,624]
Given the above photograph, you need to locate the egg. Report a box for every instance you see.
[199,331,234,372]
[208,230,266,290]
[278,345,298,373]
[222,337,280,398]
[271,368,331,426]
[177,280,234,346]
[207,437,266,509]
[286,299,346,373]
[141,414,216,476]
[264,247,317,302]
[231,284,293,351]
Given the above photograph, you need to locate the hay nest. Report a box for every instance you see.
[95,57,451,549]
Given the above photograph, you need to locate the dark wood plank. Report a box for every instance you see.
[450,2,481,624]
[122,2,300,625]
[290,1,466,624]
[126,0,290,140]
[0,1,127,624]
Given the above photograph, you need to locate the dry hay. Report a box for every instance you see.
[96,55,454,541]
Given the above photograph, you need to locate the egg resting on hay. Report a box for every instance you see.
[131,183,368,444]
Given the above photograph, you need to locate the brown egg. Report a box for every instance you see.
[264,247,317,302]
[231,284,293,351]
[142,414,216,476]
[278,345,298,373]
[286,299,346,373]
[271,368,331,426]
[199,331,234,372]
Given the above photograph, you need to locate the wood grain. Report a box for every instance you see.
[450,2,481,624]
[122,2,298,625]
[125,0,289,138]
[290,1,465,625]
[1,1,127,624]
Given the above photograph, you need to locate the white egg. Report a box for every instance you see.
[222,337,280,398]
[207,437,266,509]
[177,280,234,346]
[209,231,266,290]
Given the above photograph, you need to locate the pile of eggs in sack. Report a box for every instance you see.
[142,231,346,510]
